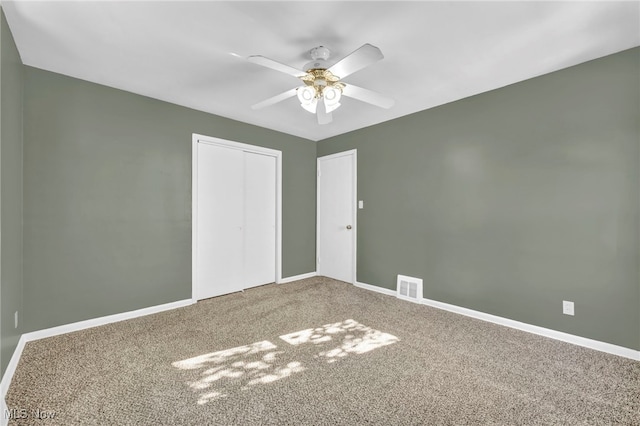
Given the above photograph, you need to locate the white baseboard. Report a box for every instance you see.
[1,392,7,426]
[421,297,640,361]
[354,281,396,296]
[278,271,317,284]
[23,299,194,342]
[356,281,640,361]
[0,298,194,411]
[1,334,28,403]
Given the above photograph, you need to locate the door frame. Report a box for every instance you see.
[316,149,357,284]
[192,133,283,301]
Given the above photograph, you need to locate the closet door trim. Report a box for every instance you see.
[191,133,283,301]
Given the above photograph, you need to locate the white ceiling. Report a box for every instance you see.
[3,1,639,142]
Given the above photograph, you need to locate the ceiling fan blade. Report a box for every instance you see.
[317,101,333,125]
[248,55,306,78]
[328,43,384,79]
[251,88,298,110]
[342,84,395,109]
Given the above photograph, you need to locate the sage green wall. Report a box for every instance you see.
[1,10,24,374]
[318,48,640,350]
[23,67,316,332]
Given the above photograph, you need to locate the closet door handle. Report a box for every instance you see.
[346,225,352,230]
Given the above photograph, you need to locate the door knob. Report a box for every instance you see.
[346,225,352,230]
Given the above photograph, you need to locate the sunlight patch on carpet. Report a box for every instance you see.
[172,341,295,404]
[280,319,399,363]
[173,319,398,404]
[172,340,278,370]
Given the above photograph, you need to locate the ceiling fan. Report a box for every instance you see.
[248,44,394,125]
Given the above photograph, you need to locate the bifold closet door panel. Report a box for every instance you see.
[196,143,245,299]
[243,152,277,288]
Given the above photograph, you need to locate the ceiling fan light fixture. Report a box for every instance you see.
[302,98,318,114]
[324,99,341,113]
[297,86,318,113]
[297,85,315,102]
[250,43,392,124]
[323,86,342,113]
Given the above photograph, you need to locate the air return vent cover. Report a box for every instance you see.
[396,275,423,303]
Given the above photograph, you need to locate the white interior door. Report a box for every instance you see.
[243,152,276,288]
[317,150,356,283]
[196,143,245,299]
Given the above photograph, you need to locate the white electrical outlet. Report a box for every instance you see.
[358,200,364,209]
[14,311,18,328]
[562,301,574,316]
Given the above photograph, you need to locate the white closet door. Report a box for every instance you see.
[196,143,245,299]
[243,152,276,288]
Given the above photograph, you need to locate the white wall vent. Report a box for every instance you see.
[396,275,423,303]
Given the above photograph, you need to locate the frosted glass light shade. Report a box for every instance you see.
[323,86,342,113]
[297,86,317,113]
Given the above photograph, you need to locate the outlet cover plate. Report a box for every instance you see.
[562,300,574,316]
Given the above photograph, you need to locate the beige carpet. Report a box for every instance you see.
[6,277,640,425]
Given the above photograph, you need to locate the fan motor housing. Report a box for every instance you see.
[303,59,330,72]
[304,45,333,71]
